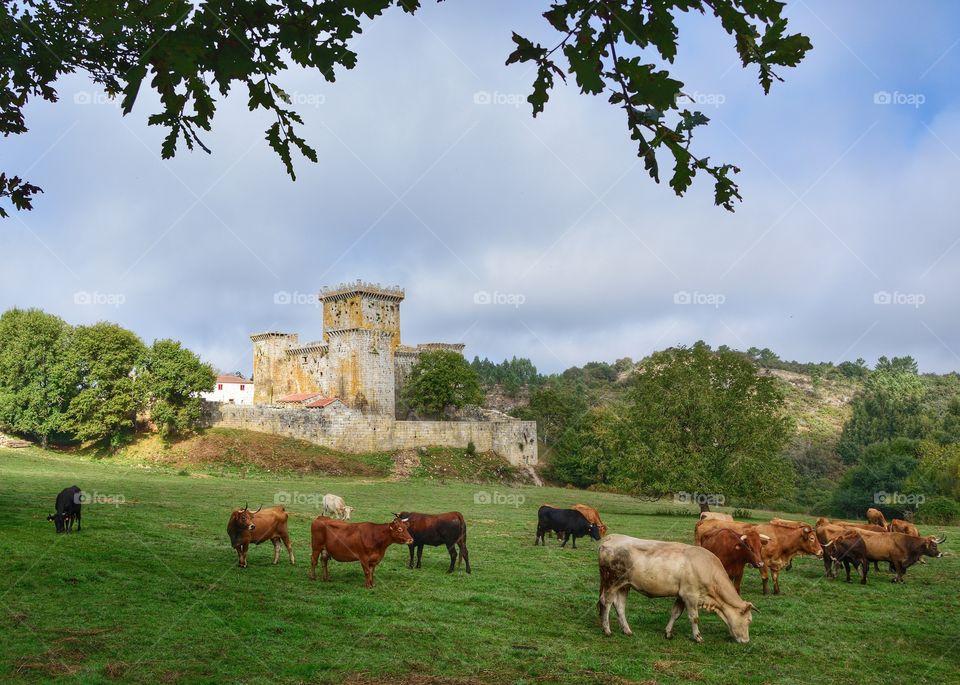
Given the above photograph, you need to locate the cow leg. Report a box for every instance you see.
[664,597,684,639]
[320,550,331,582]
[236,546,244,568]
[362,561,374,588]
[571,534,578,549]
[75,510,81,532]
[283,534,295,565]
[874,561,880,572]
[598,591,614,636]
[843,560,852,582]
[446,544,457,573]
[408,543,416,569]
[859,560,868,585]
[611,588,632,636]
[732,573,743,595]
[823,555,833,578]
[535,526,543,546]
[772,568,781,595]
[309,547,320,580]
[272,539,281,565]
[458,541,471,574]
[682,595,703,643]
[760,566,769,595]
[241,544,249,568]
[560,532,569,548]
[416,545,424,569]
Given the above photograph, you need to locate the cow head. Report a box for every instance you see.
[389,514,414,545]
[228,504,260,543]
[598,523,608,537]
[923,535,945,558]
[799,526,823,558]
[719,601,755,644]
[588,523,602,541]
[343,506,354,521]
[47,513,65,533]
[738,532,765,569]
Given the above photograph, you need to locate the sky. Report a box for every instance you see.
[4,0,960,377]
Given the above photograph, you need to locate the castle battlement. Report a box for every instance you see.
[318,280,405,302]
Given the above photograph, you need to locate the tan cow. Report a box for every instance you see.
[227,505,294,568]
[699,511,734,522]
[888,518,919,536]
[866,508,889,529]
[598,535,756,643]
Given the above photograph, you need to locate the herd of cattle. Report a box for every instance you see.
[47,486,947,643]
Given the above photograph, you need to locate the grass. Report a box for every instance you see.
[2,445,959,684]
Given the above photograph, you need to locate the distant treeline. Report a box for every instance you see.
[0,308,215,450]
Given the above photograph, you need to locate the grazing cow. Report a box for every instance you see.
[47,485,82,534]
[573,504,608,537]
[598,535,756,643]
[854,528,945,582]
[889,518,919,536]
[227,505,295,568]
[536,506,601,548]
[866,507,888,529]
[398,511,470,574]
[695,519,822,594]
[322,494,354,520]
[825,529,869,584]
[309,514,413,587]
[698,527,767,594]
[699,512,734,522]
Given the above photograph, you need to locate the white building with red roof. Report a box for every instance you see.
[201,375,255,405]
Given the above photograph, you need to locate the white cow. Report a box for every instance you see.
[598,534,756,643]
[322,494,354,520]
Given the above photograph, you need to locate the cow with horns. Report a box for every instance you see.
[227,504,295,568]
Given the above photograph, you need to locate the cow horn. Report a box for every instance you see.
[253,505,262,514]
[759,534,771,541]
[823,540,834,547]
[243,503,248,512]
[739,534,747,541]
[935,535,946,544]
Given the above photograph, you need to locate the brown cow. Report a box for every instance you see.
[817,517,890,571]
[698,527,766,594]
[573,504,608,537]
[699,511,734,522]
[309,514,413,587]
[398,511,470,573]
[854,528,945,582]
[866,507,889,529]
[227,504,294,568]
[825,529,869,584]
[888,518,919,536]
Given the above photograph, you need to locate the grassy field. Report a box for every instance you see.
[2,446,958,684]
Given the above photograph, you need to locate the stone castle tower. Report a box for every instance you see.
[251,281,463,416]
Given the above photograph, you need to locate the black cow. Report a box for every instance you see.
[398,511,470,573]
[827,530,869,584]
[535,506,601,548]
[47,485,82,533]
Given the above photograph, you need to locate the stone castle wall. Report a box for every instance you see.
[203,403,538,467]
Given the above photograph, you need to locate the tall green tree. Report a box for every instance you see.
[3,1,811,217]
[144,339,216,438]
[829,438,919,518]
[64,322,147,449]
[402,350,483,419]
[0,308,74,447]
[837,360,927,464]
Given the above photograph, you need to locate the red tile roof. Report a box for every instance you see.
[304,398,339,408]
[276,392,323,403]
[217,375,249,384]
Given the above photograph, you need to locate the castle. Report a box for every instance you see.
[250,281,465,416]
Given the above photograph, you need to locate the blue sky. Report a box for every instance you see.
[4,1,960,376]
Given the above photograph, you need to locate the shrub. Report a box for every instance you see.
[732,508,752,519]
[917,496,960,525]
[465,441,476,457]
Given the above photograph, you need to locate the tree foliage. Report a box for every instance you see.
[402,350,484,418]
[829,438,919,518]
[144,339,216,438]
[471,356,543,396]
[2,0,812,216]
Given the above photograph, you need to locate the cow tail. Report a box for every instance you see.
[457,513,467,568]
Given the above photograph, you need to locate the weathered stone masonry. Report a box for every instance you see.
[203,403,538,466]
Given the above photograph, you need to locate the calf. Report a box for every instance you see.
[698,527,766,594]
[826,529,869,584]
[47,486,82,534]
[598,535,756,643]
[322,494,354,520]
[536,506,601,548]
[227,505,294,568]
[398,511,470,574]
[309,514,413,587]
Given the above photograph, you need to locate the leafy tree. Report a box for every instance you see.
[144,339,216,438]
[0,308,73,447]
[837,362,926,464]
[471,356,543,396]
[2,1,811,217]
[906,440,960,501]
[512,379,588,448]
[64,322,147,449]
[402,350,483,419]
[829,438,919,518]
